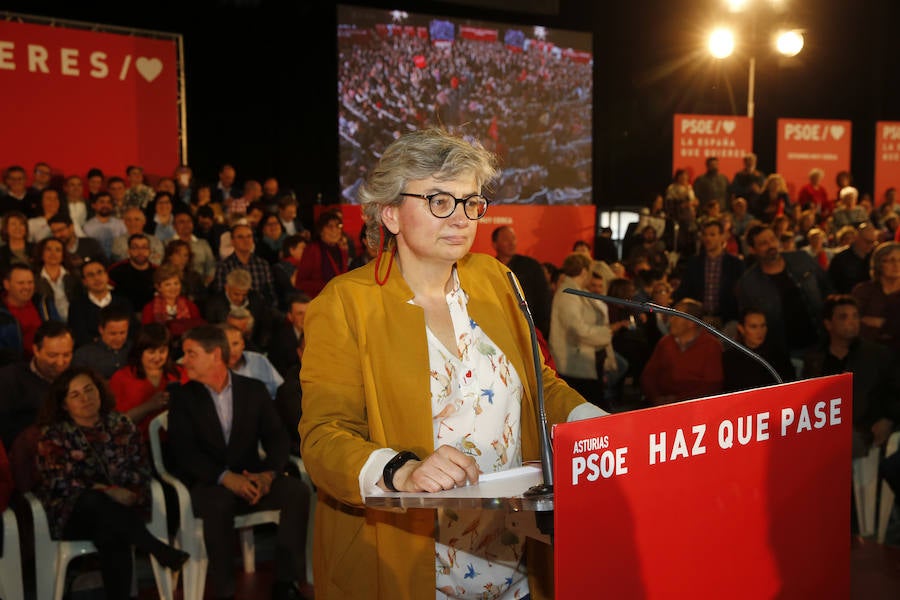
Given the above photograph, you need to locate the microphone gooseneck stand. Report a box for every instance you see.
[562,288,783,385]
[507,272,555,537]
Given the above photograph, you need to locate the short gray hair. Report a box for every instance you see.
[225,269,252,289]
[357,128,499,249]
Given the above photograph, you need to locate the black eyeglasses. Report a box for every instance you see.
[398,192,489,220]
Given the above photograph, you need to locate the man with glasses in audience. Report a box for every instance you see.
[213,223,276,305]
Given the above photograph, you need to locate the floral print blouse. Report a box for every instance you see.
[429,272,528,600]
[35,411,151,539]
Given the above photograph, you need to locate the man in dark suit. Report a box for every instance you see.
[674,219,744,328]
[491,226,552,337]
[267,293,309,377]
[167,325,311,600]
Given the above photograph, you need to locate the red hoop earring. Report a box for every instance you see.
[374,226,395,286]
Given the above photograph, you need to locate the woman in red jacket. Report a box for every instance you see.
[109,323,187,441]
[294,211,349,298]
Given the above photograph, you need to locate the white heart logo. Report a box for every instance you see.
[830,124,845,140]
[721,120,736,134]
[135,57,163,83]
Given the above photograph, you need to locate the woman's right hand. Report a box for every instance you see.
[390,445,480,493]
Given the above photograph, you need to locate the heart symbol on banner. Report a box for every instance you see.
[721,120,736,134]
[830,124,845,140]
[135,57,163,83]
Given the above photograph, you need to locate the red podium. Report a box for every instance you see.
[553,375,852,599]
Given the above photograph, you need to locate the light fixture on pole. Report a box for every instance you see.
[775,30,804,57]
[707,24,803,118]
[708,28,735,59]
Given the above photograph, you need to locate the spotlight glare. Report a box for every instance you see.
[708,28,735,59]
[727,0,749,12]
[775,30,804,57]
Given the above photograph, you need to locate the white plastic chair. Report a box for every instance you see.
[27,478,174,600]
[877,431,900,544]
[852,445,881,537]
[0,508,24,600]
[288,455,316,583]
[149,411,281,600]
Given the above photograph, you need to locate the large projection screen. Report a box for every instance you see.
[338,5,593,209]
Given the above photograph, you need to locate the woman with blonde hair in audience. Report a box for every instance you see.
[140,263,204,341]
[35,366,188,597]
[851,241,900,354]
[33,237,81,322]
[0,210,34,272]
[753,174,790,222]
[109,323,186,440]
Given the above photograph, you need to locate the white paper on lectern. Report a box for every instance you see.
[366,465,543,500]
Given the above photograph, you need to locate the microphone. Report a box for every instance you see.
[507,271,554,496]
[563,288,783,385]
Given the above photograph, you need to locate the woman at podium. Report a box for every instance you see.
[299,128,603,600]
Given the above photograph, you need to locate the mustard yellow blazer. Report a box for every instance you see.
[299,252,586,599]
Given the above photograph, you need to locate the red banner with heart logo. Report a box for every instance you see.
[672,114,754,183]
[874,121,900,202]
[0,19,180,181]
[776,118,852,201]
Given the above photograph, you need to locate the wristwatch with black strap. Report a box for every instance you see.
[382,450,420,491]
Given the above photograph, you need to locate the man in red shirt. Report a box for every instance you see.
[0,264,59,362]
[640,298,724,405]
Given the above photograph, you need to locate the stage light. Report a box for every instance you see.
[708,28,735,59]
[775,30,804,56]
[726,0,749,12]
